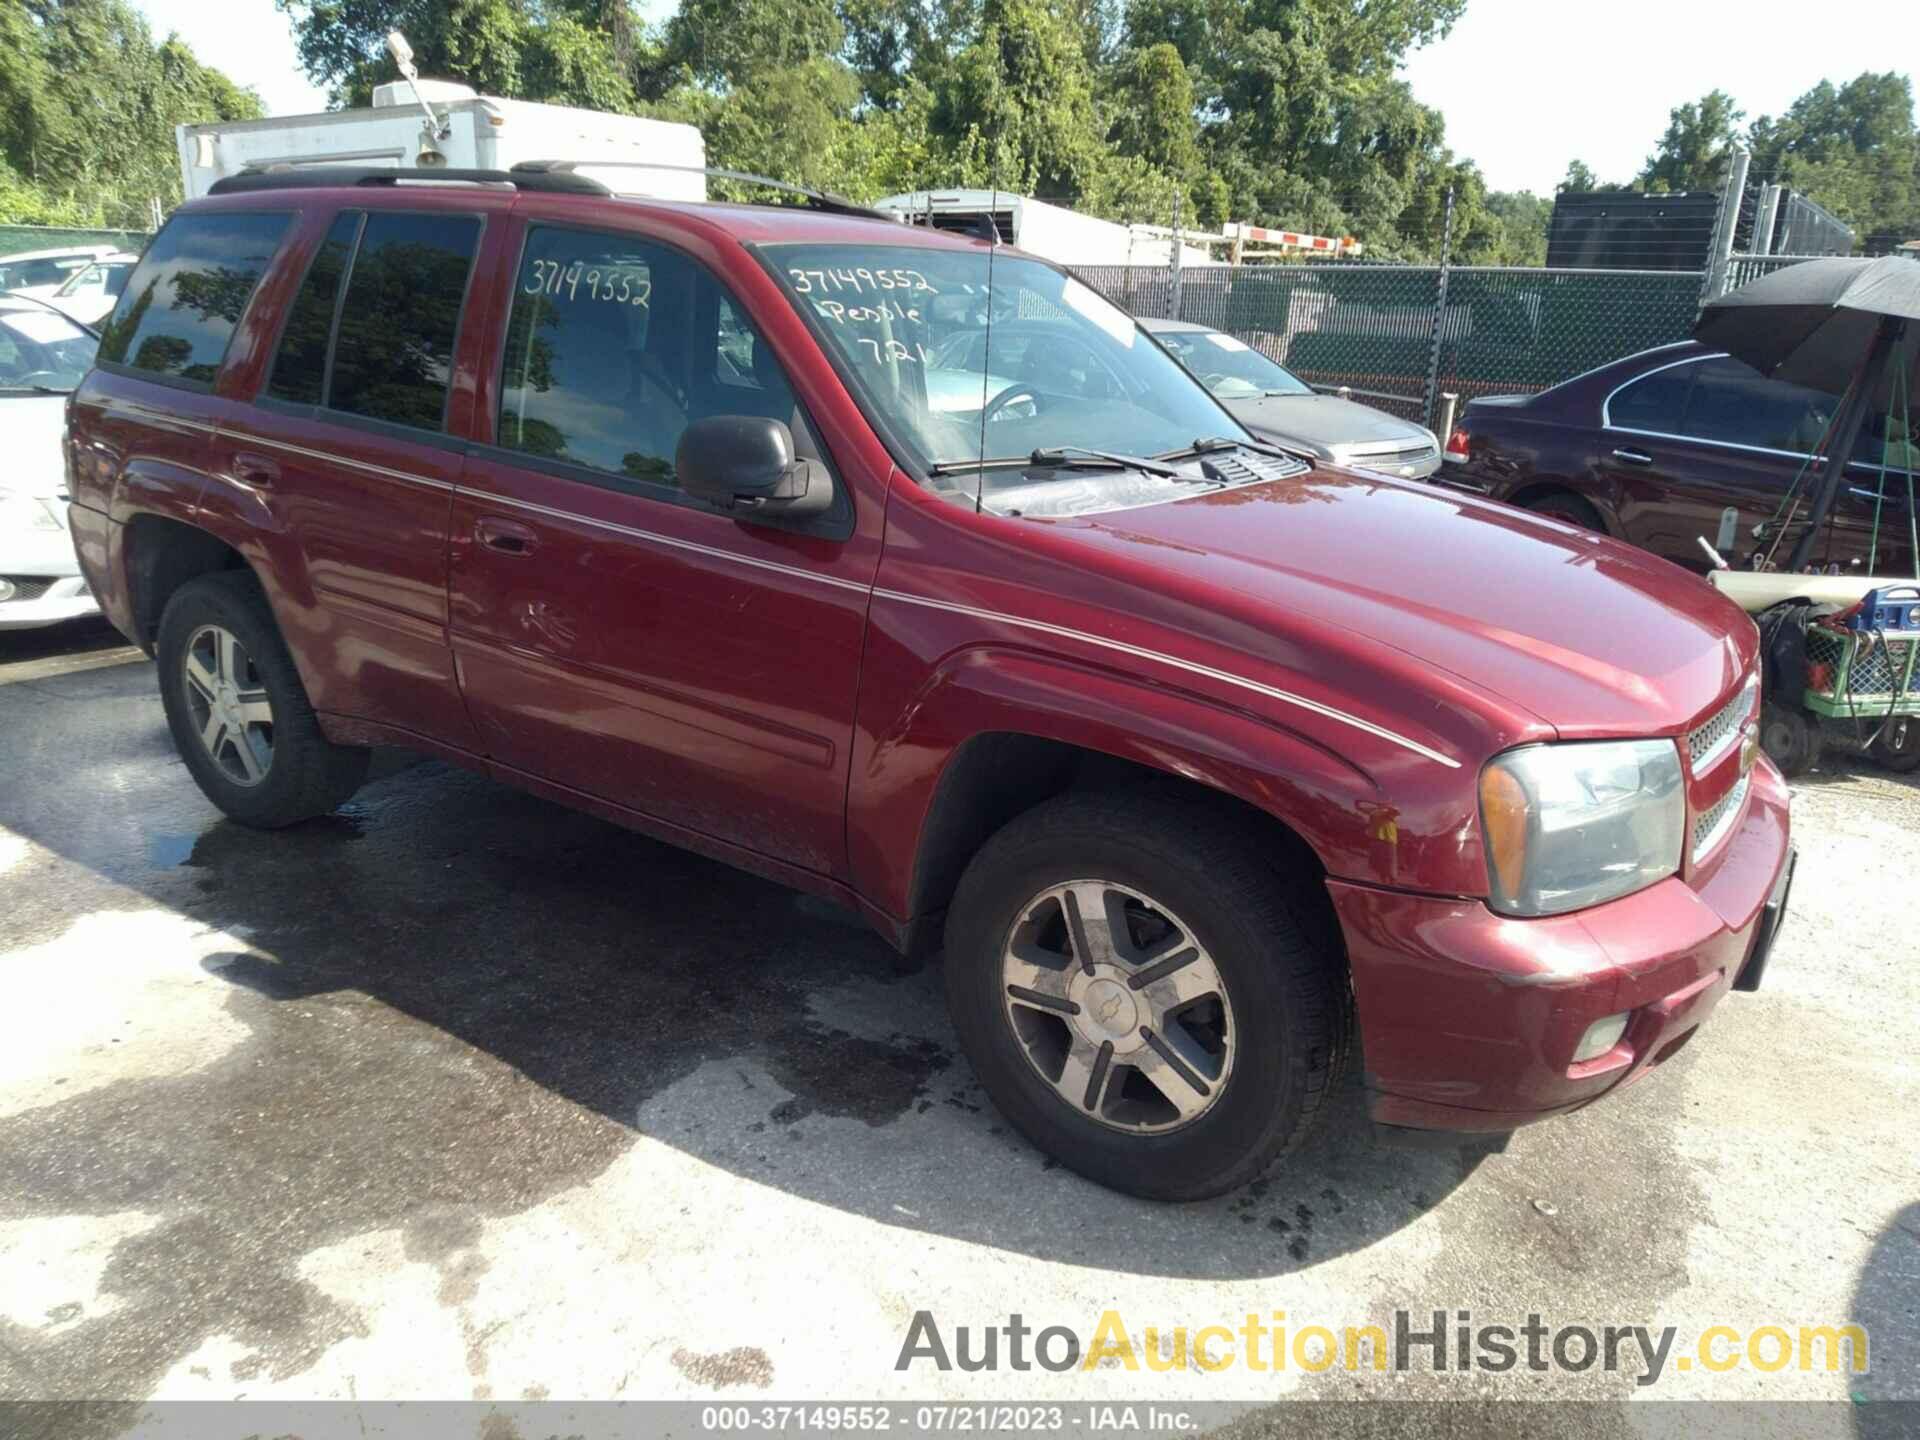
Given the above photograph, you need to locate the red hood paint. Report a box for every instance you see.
[1044,467,1756,739]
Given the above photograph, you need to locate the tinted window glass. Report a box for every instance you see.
[1854,410,1920,477]
[327,212,480,431]
[498,226,796,487]
[1680,357,1834,454]
[98,213,289,385]
[1609,362,1694,432]
[267,213,361,406]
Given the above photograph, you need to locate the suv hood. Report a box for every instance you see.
[1053,466,1753,737]
[1223,393,1428,455]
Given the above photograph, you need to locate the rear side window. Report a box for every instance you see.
[1679,357,1833,455]
[1608,362,1694,433]
[266,212,361,406]
[98,213,290,386]
[326,212,481,430]
[496,225,795,488]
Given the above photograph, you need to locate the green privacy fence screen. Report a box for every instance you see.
[1076,262,1712,426]
[0,224,151,259]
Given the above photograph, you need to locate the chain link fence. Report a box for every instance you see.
[1079,261,1715,425]
[0,224,150,259]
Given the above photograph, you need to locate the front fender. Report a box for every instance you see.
[847,643,1472,927]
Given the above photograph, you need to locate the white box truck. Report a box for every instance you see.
[178,81,707,202]
[873,189,1217,268]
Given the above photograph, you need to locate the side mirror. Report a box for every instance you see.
[676,415,832,519]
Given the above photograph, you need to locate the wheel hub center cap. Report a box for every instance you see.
[1078,975,1139,1040]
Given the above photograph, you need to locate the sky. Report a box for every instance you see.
[1399,0,1920,194]
[133,0,1920,198]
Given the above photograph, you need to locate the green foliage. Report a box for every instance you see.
[275,0,644,109]
[1748,73,1920,250]
[274,0,1493,259]
[1639,89,1745,193]
[0,0,263,227]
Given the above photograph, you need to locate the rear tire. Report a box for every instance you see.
[156,570,369,827]
[1872,719,1920,774]
[1761,701,1823,778]
[1520,491,1605,532]
[943,789,1351,1200]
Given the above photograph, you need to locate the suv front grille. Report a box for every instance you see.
[1692,772,1750,864]
[1687,676,1756,770]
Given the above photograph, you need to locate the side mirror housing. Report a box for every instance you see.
[676,416,832,519]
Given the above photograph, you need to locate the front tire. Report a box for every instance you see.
[156,571,369,827]
[944,789,1350,1200]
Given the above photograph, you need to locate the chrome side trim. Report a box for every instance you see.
[468,490,874,596]
[1599,352,1719,430]
[74,396,217,436]
[1599,352,1840,466]
[872,587,1462,769]
[231,433,456,493]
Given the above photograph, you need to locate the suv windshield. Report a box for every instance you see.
[0,306,98,393]
[1153,327,1314,399]
[768,244,1247,473]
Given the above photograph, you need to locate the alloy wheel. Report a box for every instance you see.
[182,623,275,787]
[999,880,1235,1133]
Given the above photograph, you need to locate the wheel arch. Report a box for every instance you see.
[122,512,254,651]
[1508,479,1616,535]
[852,646,1385,960]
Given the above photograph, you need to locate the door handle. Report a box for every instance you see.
[232,451,279,487]
[476,516,538,556]
[1611,448,1654,467]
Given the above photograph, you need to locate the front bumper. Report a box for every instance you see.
[0,574,97,631]
[1330,758,1793,1131]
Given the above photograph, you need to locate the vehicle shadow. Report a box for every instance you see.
[0,649,1486,1313]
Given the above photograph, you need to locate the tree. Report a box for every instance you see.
[1558,159,1597,193]
[1103,43,1197,180]
[1748,72,1919,250]
[1481,189,1549,265]
[0,0,262,226]
[932,0,1106,201]
[276,0,642,110]
[665,0,843,87]
[1640,89,1745,193]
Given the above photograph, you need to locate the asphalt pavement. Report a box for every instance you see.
[1,618,1915,1436]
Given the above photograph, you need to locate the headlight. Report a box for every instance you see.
[1479,739,1685,917]
[0,487,62,533]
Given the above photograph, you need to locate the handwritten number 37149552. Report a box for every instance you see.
[525,258,651,308]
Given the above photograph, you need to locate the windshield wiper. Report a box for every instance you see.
[1026,445,1186,478]
[1162,435,1310,465]
[929,446,1188,479]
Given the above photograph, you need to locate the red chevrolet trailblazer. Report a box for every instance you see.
[64,165,1793,1198]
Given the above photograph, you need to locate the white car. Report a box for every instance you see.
[0,297,100,631]
[45,252,139,327]
[0,245,119,300]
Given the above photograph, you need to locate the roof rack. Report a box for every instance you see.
[207,165,611,197]
[509,160,898,221]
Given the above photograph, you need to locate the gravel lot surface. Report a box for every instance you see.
[1,619,1914,1437]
